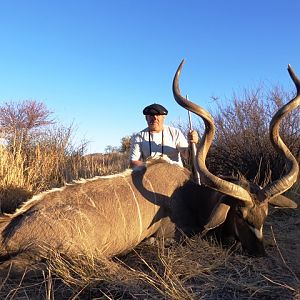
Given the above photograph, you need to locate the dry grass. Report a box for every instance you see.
[0,144,129,213]
[0,145,128,193]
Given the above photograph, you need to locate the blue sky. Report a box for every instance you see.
[0,1,299,153]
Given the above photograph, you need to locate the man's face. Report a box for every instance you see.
[146,114,165,132]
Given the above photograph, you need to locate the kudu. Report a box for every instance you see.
[0,64,298,271]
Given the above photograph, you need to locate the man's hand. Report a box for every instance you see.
[188,130,199,144]
[130,160,145,168]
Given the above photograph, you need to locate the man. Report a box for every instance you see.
[129,103,199,168]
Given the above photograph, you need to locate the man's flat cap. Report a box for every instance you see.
[143,103,168,115]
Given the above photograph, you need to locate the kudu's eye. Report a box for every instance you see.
[236,209,252,226]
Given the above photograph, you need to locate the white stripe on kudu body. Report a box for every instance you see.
[122,176,143,241]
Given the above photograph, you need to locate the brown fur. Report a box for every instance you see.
[0,161,190,264]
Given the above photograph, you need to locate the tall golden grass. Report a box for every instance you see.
[0,140,129,213]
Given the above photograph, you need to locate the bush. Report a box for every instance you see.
[205,85,300,185]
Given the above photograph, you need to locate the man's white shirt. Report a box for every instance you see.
[130,125,188,166]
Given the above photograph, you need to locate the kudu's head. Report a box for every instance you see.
[173,60,299,256]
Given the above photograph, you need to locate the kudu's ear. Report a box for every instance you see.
[268,194,298,208]
[204,203,230,231]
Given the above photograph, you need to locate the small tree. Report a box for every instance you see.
[119,135,132,153]
[0,100,54,149]
[104,145,119,154]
